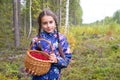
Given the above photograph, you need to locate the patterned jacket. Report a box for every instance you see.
[31,31,72,80]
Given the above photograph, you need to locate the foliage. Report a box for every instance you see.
[0,0,13,28]
[1,23,120,79]
[69,0,83,25]
[113,9,120,24]
[0,0,120,79]
[0,25,14,50]
[60,24,120,80]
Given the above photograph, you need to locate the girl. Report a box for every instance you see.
[29,9,72,80]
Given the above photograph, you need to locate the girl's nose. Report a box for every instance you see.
[47,23,51,27]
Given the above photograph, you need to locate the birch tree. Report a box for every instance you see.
[59,0,62,27]
[28,0,32,38]
[65,0,69,33]
[21,0,27,36]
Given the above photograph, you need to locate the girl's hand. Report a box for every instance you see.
[24,68,35,75]
[49,54,58,63]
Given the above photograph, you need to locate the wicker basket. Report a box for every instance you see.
[24,38,53,76]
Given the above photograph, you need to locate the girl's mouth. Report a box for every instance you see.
[46,28,53,32]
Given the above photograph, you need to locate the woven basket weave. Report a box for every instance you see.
[24,39,53,76]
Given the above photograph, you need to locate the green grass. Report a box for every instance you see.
[0,23,120,79]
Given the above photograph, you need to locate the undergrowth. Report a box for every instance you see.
[0,23,120,80]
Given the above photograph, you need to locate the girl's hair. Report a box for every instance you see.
[37,9,65,59]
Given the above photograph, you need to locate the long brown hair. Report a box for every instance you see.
[37,9,65,59]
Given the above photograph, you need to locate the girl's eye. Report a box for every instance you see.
[42,22,47,25]
[49,21,53,24]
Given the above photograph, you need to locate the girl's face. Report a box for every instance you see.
[41,15,56,33]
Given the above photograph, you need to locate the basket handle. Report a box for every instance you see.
[28,38,54,57]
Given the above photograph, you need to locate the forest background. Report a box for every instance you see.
[0,0,120,80]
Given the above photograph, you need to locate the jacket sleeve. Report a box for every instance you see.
[54,35,72,69]
[30,37,39,50]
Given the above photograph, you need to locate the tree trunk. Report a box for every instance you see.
[18,0,21,28]
[23,0,27,36]
[55,0,59,25]
[59,0,62,27]
[13,0,20,47]
[65,0,69,33]
[28,0,32,39]
[24,9,27,36]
